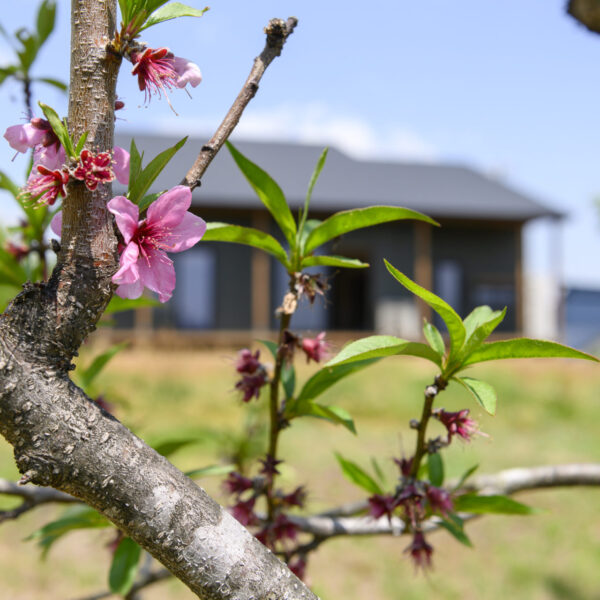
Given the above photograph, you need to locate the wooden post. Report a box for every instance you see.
[251,211,272,332]
[414,221,433,323]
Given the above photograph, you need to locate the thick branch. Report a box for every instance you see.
[181,17,298,189]
[568,0,600,33]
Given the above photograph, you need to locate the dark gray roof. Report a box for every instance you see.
[115,134,562,221]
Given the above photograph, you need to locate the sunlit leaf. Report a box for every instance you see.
[423,321,445,356]
[453,494,539,515]
[454,376,497,416]
[141,2,209,30]
[109,537,142,596]
[335,453,383,495]
[300,255,368,269]
[427,452,444,486]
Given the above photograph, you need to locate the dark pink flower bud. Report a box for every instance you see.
[72,150,114,191]
[24,166,69,206]
[230,498,258,526]
[223,471,254,496]
[235,371,268,402]
[434,408,478,442]
[235,349,262,374]
[272,514,298,542]
[288,557,307,580]
[405,531,433,571]
[301,332,329,363]
[394,456,414,477]
[426,485,453,517]
[259,454,282,478]
[281,486,306,508]
[368,494,398,520]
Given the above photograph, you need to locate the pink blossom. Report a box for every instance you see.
[5,117,65,170]
[112,146,130,185]
[235,349,262,374]
[73,150,114,191]
[301,332,329,363]
[434,408,478,443]
[130,47,201,101]
[404,531,433,571]
[235,371,267,402]
[108,186,206,303]
[4,120,46,152]
[425,485,453,517]
[230,498,258,526]
[24,166,69,206]
[50,211,62,236]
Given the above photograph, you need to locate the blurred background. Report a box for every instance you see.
[0,1,599,599]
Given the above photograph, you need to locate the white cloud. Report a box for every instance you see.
[149,102,438,163]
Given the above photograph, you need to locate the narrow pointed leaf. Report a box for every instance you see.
[452,464,479,491]
[281,362,296,400]
[305,206,437,254]
[439,516,473,547]
[335,454,383,495]
[456,307,506,365]
[288,401,356,434]
[38,102,74,157]
[76,342,129,390]
[384,260,466,357]
[128,138,143,186]
[186,464,235,478]
[462,338,599,366]
[326,335,442,368]
[203,223,289,266]
[138,192,163,213]
[104,295,161,314]
[35,76,67,91]
[128,137,187,206]
[151,436,200,457]
[423,321,445,356]
[455,376,497,415]
[259,339,278,361]
[453,494,539,515]
[371,457,387,485]
[109,537,142,596]
[36,0,56,46]
[74,131,89,156]
[299,148,328,235]
[141,2,209,30]
[227,142,297,247]
[294,358,380,404]
[301,255,368,269]
[427,452,444,486]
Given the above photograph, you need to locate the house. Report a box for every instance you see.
[113,134,561,343]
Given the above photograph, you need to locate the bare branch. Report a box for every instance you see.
[568,0,600,33]
[181,17,298,189]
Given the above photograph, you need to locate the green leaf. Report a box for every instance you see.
[281,361,295,400]
[27,506,110,557]
[455,376,497,416]
[137,192,163,213]
[371,457,387,485]
[335,453,383,495]
[127,137,187,206]
[300,255,369,269]
[36,0,56,47]
[141,2,209,30]
[74,131,89,156]
[185,464,235,478]
[298,147,328,236]
[0,247,27,287]
[259,339,278,361]
[304,206,437,255]
[203,223,289,266]
[325,335,442,369]
[288,401,356,434]
[462,338,599,366]
[76,342,129,391]
[294,359,380,404]
[109,537,142,596]
[427,452,444,486]
[151,436,200,457]
[38,102,73,157]
[384,260,466,358]
[452,464,479,491]
[455,307,506,367]
[16,29,38,72]
[453,494,539,515]
[0,65,18,85]
[128,138,143,186]
[104,295,161,314]
[423,321,445,356]
[439,515,473,547]
[227,142,297,248]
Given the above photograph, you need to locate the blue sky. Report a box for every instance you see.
[1,1,600,287]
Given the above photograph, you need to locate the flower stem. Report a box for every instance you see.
[409,375,447,479]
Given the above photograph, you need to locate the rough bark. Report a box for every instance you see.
[0,2,316,598]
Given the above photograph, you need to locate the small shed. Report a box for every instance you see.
[114,135,561,341]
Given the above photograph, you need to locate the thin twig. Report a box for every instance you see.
[181,17,298,189]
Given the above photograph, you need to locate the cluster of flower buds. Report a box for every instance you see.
[4,117,130,206]
[433,408,479,443]
[234,349,269,402]
[279,330,330,365]
[367,453,455,571]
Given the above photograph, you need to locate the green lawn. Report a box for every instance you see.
[0,347,599,599]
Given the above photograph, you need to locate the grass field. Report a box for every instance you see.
[0,346,599,599]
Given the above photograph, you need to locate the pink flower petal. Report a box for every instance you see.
[167,211,207,252]
[4,123,45,153]
[172,56,202,88]
[137,247,175,303]
[115,278,145,300]
[113,241,140,285]
[107,196,139,244]
[146,185,191,229]
[33,144,66,171]
[113,146,130,185]
[50,211,62,237]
